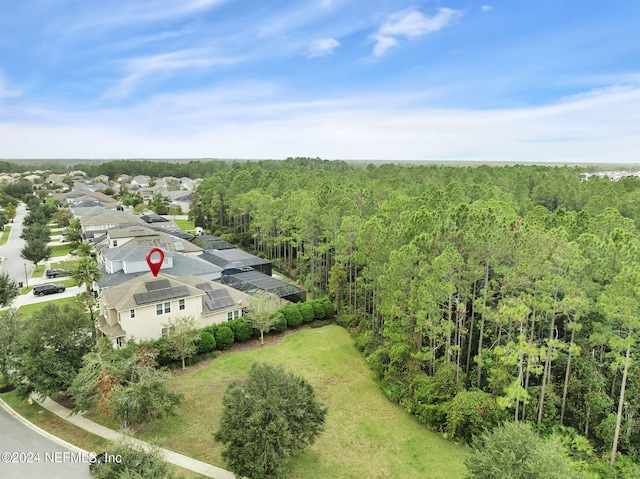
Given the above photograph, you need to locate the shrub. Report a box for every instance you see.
[215,325,235,350]
[203,324,219,336]
[152,337,174,367]
[89,439,178,478]
[311,299,327,320]
[466,422,582,479]
[321,299,335,318]
[298,303,315,324]
[272,311,287,333]
[198,331,216,353]
[445,390,503,442]
[336,314,356,329]
[228,319,253,342]
[282,305,303,328]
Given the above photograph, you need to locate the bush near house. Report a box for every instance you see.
[298,302,315,323]
[144,299,336,369]
[215,325,235,350]
[227,319,253,342]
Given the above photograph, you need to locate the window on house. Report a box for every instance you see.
[161,327,170,338]
[233,310,239,319]
[130,309,135,319]
[156,303,163,316]
[164,302,171,314]
[179,299,185,311]
[227,311,233,321]
[115,337,123,348]
[113,240,118,247]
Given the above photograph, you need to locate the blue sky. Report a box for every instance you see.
[1,0,639,162]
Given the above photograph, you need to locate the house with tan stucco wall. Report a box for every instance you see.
[96,272,247,347]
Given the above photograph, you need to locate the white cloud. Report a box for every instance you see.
[372,8,462,57]
[3,83,640,163]
[481,5,494,12]
[308,38,341,57]
[102,49,239,100]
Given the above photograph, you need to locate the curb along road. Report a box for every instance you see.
[0,396,239,479]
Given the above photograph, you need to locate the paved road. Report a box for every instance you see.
[0,400,92,479]
[0,204,33,285]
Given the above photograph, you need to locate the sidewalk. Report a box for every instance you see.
[35,397,237,479]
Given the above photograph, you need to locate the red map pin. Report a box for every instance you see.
[146,248,164,276]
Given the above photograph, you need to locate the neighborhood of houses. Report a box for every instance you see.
[1,169,306,348]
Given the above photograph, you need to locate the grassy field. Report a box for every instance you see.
[0,225,11,246]
[107,326,467,479]
[17,296,78,316]
[174,219,195,232]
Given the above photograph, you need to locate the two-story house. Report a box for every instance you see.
[97,272,247,347]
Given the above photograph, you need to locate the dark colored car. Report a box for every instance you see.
[45,269,69,278]
[33,283,66,296]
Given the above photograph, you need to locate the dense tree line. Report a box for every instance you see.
[187,159,640,476]
[73,159,237,180]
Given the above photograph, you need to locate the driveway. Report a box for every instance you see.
[0,400,92,479]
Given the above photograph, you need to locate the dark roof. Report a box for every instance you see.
[191,235,235,250]
[196,282,236,311]
[200,249,270,269]
[219,270,305,299]
[133,280,191,305]
[140,214,169,223]
[169,230,196,241]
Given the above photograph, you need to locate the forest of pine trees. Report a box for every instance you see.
[185,158,640,473]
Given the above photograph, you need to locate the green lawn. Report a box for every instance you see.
[50,243,74,257]
[174,219,195,232]
[50,259,80,271]
[107,326,467,479]
[0,225,11,246]
[30,264,45,278]
[17,296,78,316]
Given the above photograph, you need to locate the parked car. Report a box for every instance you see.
[45,269,70,278]
[33,284,66,296]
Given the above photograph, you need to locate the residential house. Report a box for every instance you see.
[94,175,110,184]
[165,190,192,213]
[116,174,132,183]
[179,177,194,190]
[139,184,166,201]
[96,225,202,255]
[80,211,146,237]
[98,246,223,291]
[96,272,247,346]
[131,175,151,188]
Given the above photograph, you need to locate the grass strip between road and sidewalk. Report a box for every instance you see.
[0,225,11,246]
[0,391,210,479]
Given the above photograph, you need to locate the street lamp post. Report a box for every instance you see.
[24,263,28,287]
